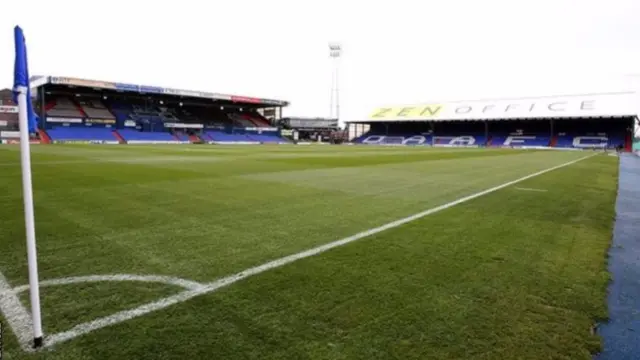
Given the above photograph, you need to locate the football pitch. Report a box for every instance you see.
[0,145,618,359]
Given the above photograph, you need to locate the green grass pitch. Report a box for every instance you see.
[0,145,617,359]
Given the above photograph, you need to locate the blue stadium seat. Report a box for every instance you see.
[47,127,116,141]
[490,135,550,147]
[205,131,254,142]
[118,129,175,141]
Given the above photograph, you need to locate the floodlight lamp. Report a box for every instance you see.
[179,102,183,107]
[329,43,342,57]
[329,43,341,51]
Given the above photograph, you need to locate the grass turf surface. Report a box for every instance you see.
[0,145,617,359]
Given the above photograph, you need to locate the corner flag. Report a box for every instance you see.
[13,25,44,348]
[13,27,38,134]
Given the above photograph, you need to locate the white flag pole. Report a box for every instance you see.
[16,85,44,348]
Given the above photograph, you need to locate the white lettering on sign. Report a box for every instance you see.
[402,135,428,145]
[455,106,472,114]
[573,136,608,148]
[361,135,430,145]
[433,136,476,145]
[362,136,385,144]
[450,136,475,145]
[548,102,567,111]
[503,136,536,146]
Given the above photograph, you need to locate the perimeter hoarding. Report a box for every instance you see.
[365,92,638,122]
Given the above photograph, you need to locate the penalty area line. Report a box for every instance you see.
[44,153,596,348]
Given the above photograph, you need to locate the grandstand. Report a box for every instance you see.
[348,92,639,151]
[28,76,291,144]
[0,89,17,125]
[0,89,20,144]
[279,116,341,143]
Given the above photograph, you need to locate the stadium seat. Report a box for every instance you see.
[157,106,180,122]
[247,112,271,127]
[205,131,255,142]
[555,135,576,148]
[47,127,117,141]
[230,114,255,128]
[44,100,57,112]
[77,99,114,119]
[238,113,271,128]
[490,135,550,147]
[355,133,433,145]
[555,134,621,149]
[47,97,84,118]
[118,129,176,141]
[173,131,189,141]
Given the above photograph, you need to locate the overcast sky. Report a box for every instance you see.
[2,0,640,122]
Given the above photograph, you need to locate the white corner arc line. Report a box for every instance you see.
[42,153,596,348]
[11,274,205,294]
[0,271,35,352]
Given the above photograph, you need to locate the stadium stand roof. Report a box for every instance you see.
[355,92,639,123]
[29,76,289,107]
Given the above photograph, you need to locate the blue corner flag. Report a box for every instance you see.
[13,26,38,134]
[11,25,45,348]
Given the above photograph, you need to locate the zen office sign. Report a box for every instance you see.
[451,100,594,115]
[368,93,636,121]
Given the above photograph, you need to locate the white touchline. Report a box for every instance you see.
[0,271,35,352]
[515,187,548,192]
[3,153,597,350]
